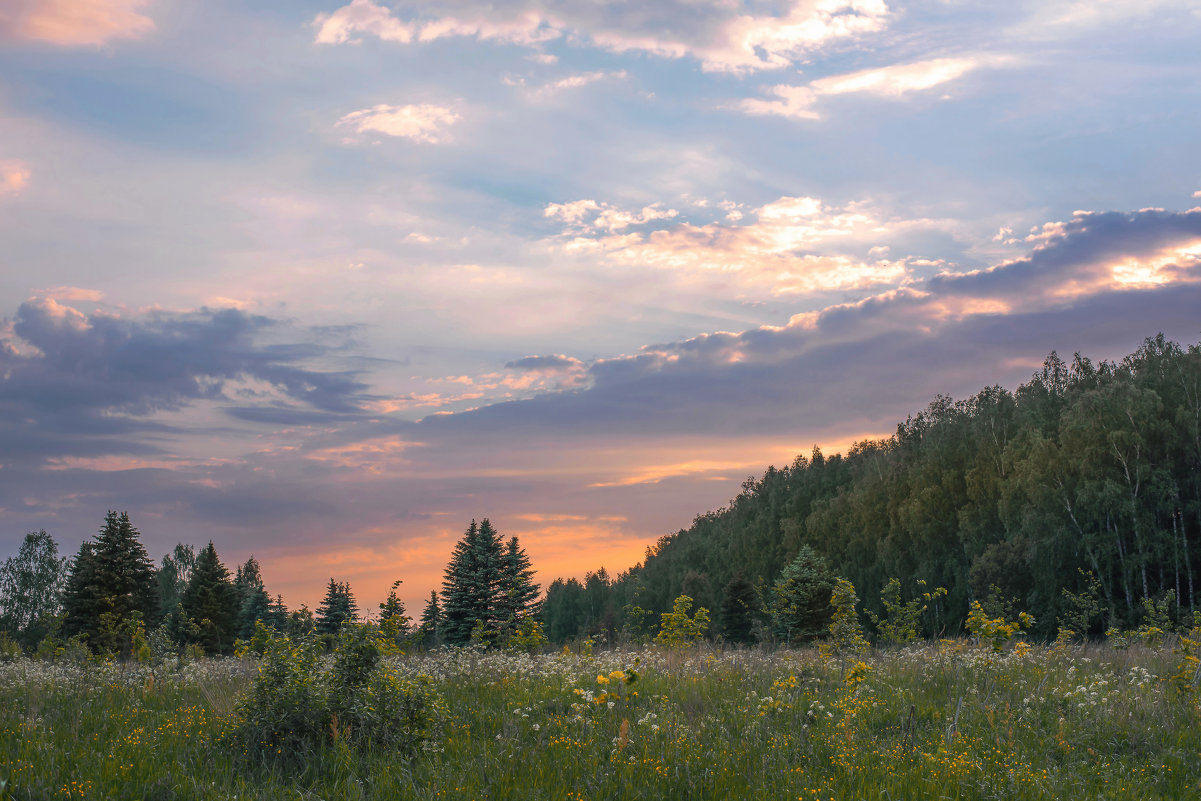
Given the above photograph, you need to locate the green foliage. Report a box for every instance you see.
[539,335,1201,645]
[0,530,67,650]
[181,542,239,655]
[965,601,1034,652]
[770,546,835,646]
[719,572,757,645]
[61,511,158,652]
[824,579,868,657]
[869,578,947,646]
[230,624,443,763]
[504,615,548,653]
[1056,570,1104,641]
[315,579,359,634]
[441,519,505,645]
[653,594,710,647]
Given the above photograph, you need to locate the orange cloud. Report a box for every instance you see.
[0,160,31,195]
[2,0,154,46]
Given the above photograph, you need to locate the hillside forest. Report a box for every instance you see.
[1,333,1200,654]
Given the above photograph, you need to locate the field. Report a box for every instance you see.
[2,640,1199,800]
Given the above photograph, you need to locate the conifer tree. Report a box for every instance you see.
[497,536,540,632]
[62,511,158,651]
[770,546,835,646]
[440,519,504,644]
[158,543,196,643]
[720,572,757,645]
[378,580,409,624]
[233,556,272,640]
[180,541,238,655]
[315,579,358,633]
[60,541,100,641]
[418,590,441,646]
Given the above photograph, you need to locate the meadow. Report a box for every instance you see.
[2,639,1198,801]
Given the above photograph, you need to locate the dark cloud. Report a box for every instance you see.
[421,207,1201,441]
[929,208,1201,298]
[505,354,584,372]
[0,299,372,464]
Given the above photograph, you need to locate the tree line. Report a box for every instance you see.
[540,334,1201,643]
[0,514,539,656]
[6,333,1200,654]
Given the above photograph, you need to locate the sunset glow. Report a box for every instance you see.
[2,0,1200,615]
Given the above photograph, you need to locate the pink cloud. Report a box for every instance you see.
[1,0,154,46]
[312,0,889,73]
[0,160,31,195]
[337,103,460,143]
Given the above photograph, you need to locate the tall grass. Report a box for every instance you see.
[2,640,1197,800]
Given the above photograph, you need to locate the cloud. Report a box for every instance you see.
[337,104,460,143]
[430,206,1201,441]
[741,56,996,120]
[507,69,629,99]
[0,299,372,464]
[0,0,154,46]
[312,0,890,73]
[545,194,948,296]
[0,160,32,195]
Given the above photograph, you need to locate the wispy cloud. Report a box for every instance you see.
[0,0,154,46]
[545,194,950,296]
[742,56,1000,120]
[312,0,890,73]
[337,104,460,143]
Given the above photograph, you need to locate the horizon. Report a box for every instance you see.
[2,0,1200,614]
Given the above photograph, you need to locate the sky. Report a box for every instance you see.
[2,0,1201,614]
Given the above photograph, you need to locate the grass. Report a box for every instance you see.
[2,639,1199,800]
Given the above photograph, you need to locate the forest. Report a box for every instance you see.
[540,334,1201,644]
[2,333,1200,656]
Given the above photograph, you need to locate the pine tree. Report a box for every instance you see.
[233,556,272,640]
[440,519,505,644]
[315,579,358,634]
[720,571,757,645]
[62,511,158,652]
[180,542,238,655]
[378,580,409,624]
[60,541,100,642]
[158,543,196,643]
[770,546,835,646]
[497,536,540,633]
[0,530,68,649]
[418,590,441,646]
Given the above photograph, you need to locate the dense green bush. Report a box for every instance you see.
[229,623,443,763]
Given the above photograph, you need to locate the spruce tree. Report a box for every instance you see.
[315,579,358,634]
[62,511,158,651]
[417,590,441,646]
[379,580,409,624]
[158,543,197,643]
[720,572,757,645]
[770,546,835,646]
[497,536,540,632]
[60,541,100,641]
[180,542,238,655]
[440,519,505,644]
[233,556,272,640]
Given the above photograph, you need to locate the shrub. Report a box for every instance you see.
[869,578,947,646]
[654,595,710,647]
[965,601,1033,653]
[229,623,443,763]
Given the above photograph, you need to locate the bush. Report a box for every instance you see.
[654,595,710,647]
[229,623,443,763]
